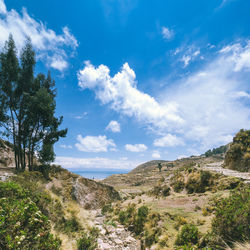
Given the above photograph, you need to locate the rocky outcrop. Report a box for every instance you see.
[73,176,120,209]
[48,165,121,209]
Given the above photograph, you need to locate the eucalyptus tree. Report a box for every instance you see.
[0,35,67,171]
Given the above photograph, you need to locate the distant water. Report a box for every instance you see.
[69,168,130,180]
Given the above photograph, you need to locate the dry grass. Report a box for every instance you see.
[227,242,250,250]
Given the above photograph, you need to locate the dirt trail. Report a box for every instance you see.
[202,162,250,183]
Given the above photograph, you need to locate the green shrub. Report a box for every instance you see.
[77,231,97,250]
[186,171,212,194]
[118,210,127,224]
[64,216,81,232]
[162,186,171,196]
[101,203,113,215]
[118,204,149,236]
[224,129,250,172]
[212,187,250,245]
[173,180,185,192]
[0,181,61,249]
[175,224,199,246]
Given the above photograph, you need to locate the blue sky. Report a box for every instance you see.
[0,0,250,170]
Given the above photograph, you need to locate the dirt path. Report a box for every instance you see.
[202,162,250,183]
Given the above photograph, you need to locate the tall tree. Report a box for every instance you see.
[0,34,20,170]
[0,35,67,171]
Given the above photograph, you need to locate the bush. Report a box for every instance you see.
[186,171,212,194]
[224,129,250,172]
[175,224,199,246]
[173,180,185,192]
[101,203,113,215]
[77,231,97,250]
[118,211,127,224]
[211,187,250,245]
[118,204,149,236]
[63,216,81,232]
[0,181,61,249]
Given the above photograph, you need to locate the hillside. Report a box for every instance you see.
[102,149,250,249]
[0,140,139,250]
[1,136,249,249]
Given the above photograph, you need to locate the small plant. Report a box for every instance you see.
[101,203,113,215]
[175,224,199,246]
[77,231,97,250]
[64,215,81,232]
[172,180,185,192]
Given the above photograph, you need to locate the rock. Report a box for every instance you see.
[99,242,112,250]
[113,239,123,245]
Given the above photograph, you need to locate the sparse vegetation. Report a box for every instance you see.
[77,230,98,250]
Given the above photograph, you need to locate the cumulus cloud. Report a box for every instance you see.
[78,62,183,131]
[154,134,184,147]
[161,26,174,40]
[75,135,116,152]
[55,156,141,170]
[106,120,121,133]
[0,0,78,71]
[125,144,148,152]
[152,150,161,159]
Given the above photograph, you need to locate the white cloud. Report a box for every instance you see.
[0,0,78,71]
[74,112,88,119]
[77,40,250,152]
[166,40,250,150]
[161,26,174,40]
[78,62,183,131]
[154,134,185,147]
[75,135,116,153]
[60,144,73,149]
[181,55,191,67]
[0,0,6,14]
[180,49,200,67]
[125,144,148,152]
[55,156,141,170]
[152,150,161,159]
[106,120,121,133]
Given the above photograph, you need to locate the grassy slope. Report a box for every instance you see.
[102,156,246,249]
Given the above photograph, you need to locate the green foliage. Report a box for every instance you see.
[144,228,161,247]
[0,181,61,249]
[101,203,113,215]
[118,204,149,236]
[175,224,199,246]
[0,35,67,171]
[211,187,250,245]
[77,231,98,250]
[63,216,81,233]
[185,171,212,194]
[205,145,228,157]
[173,180,185,192]
[149,185,171,197]
[224,129,250,172]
